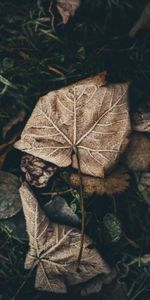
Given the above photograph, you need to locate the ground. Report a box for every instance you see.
[0,0,150,299]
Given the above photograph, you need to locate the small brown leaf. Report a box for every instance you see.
[125,132,150,172]
[129,3,150,37]
[57,0,80,24]
[0,171,22,219]
[15,72,131,178]
[21,154,57,188]
[19,182,110,293]
[70,168,130,196]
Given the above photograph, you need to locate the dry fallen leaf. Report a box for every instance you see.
[19,182,110,293]
[15,72,131,178]
[57,0,80,24]
[129,3,150,37]
[78,263,128,299]
[70,167,130,196]
[21,154,57,188]
[0,171,22,219]
[124,132,150,172]
[70,267,119,297]
[1,195,79,241]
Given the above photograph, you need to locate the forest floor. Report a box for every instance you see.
[0,1,150,299]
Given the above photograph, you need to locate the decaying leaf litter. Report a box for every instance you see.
[14,71,149,275]
[0,0,150,300]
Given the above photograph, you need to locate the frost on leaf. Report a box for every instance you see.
[15,73,131,177]
[19,183,110,293]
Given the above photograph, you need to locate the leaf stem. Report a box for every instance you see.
[73,146,85,272]
[41,188,73,196]
[12,263,36,300]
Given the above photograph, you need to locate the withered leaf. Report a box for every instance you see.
[125,132,150,172]
[0,171,22,219]
[19,183,110,293]
[15,73,131,178]
[21,154,57,188]
[129,3,150,37]
[57,0,80,24]
[70,167,130,196]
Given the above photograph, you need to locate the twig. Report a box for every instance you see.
[12,263,36,300]
[48,65,65,78]
[74,146,85,272]
[42,188,73,196]
[0,254,9,261]
[123,232,140,249]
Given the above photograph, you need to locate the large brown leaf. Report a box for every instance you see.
[15,73,131,177]
[19,182,110,293]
